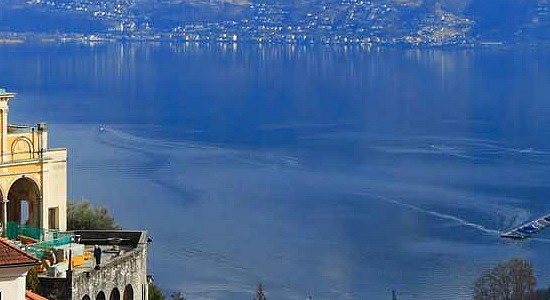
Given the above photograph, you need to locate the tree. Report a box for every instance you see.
[255,283,267,300]
[26,267,39,292]
[170,291,186,300]
[474,257,536,300]
[67,198,121,230]
[531,287,550,300]
[149,283,165,300]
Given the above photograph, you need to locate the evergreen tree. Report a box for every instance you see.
[149,283,165,300]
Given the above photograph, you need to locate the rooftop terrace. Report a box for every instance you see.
[36,230,149,300]
[36,230,148,279]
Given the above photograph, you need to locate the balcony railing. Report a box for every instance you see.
[6,221,73,258]
[6,221,45,240]
[26,234,74,259]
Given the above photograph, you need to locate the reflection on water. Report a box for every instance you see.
[1,43,550,299]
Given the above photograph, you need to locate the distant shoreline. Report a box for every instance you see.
[0,31,548,50]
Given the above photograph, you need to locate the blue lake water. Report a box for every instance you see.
[1,43,550,299]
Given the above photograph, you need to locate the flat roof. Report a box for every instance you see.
[0,88,15,97]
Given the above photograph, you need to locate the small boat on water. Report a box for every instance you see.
[500,231,528,240]
[99,125,106,132]
[534,220,548,227]
[518,226,537,234]
[501,213,550,240]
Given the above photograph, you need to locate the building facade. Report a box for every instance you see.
[0,89,67,233]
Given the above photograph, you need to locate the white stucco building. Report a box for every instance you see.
[0,239,42,300]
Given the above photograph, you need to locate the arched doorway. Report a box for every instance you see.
[110,287,120,300]
[96,291,106,300]
[7,177,40,228]
[123,284,134,300]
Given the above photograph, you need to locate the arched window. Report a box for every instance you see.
[96,291,106,300]
[123,284,134,300]
[82,295,91,300]
[110,287,120,300]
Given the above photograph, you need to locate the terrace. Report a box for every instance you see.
[36,230,149,300]
[4,227,141,274]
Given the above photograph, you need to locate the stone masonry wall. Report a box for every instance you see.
[71,242,148,300]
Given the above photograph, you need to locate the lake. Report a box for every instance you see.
[1,43,550,299]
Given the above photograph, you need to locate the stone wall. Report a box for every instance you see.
[39,231,149,300]
[71,244,148,300]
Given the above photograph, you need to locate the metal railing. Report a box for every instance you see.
[5,222,73,258]
[6,221,44,240]
[25,234,74,258]
[6,221,73,243]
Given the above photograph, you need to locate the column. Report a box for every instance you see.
[2,109,6,163]
[37,196,43,234]
[2,198,8,237]
[0,109,5,163]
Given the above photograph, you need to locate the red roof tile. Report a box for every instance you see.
[0,239,39,268]
[26,290,50,300]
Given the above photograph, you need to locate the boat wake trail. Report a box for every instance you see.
[367,194,501,235]
[105,126,219,150]
[529,237,550,244]
[367,193,550,245]
[104,126,301,168]
[370,135,550,162]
